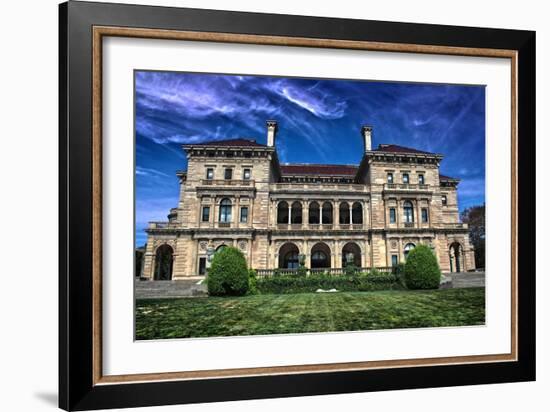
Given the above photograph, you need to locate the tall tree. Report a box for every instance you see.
[460,203,485,269]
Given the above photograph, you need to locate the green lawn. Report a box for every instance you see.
[135,287,485,340]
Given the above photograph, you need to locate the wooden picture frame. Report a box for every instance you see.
[59,1,535,410]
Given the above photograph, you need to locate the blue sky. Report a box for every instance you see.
[135,70,486,246]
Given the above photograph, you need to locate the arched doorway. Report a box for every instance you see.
[291,201,302,224]
[404,243,416,259]
[449,242,463,272]
[278,242,300,269]
[154,244,174,280]
[342,242,361,267]
[311,242,331,269]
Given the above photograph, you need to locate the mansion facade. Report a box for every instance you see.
[141,121,475,280]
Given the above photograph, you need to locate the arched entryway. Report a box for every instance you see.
[449,242,464,273]
[310,242,331,269]
[342,242,361,267]
[278,242,300,269]
[154,244,174,280]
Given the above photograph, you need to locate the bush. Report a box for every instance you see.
[256,272,399,294]
[392,262,406,286]
[248,269,259,295]
[404,245,441,290]
[207,247,249,296]
[344,263,359,277]
[296,265,308,277]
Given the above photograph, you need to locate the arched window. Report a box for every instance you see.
[339,202,350,224]
[310,242,331,269]
[342,242,361,267]
[277,201,289,224]
[352,202,363,224]
[219,198,232,223]
[403,200,414,223]
[322,202,333,224]
[291,201,302,224]
[309,202,320,224]
[404,243,416,259]
[278,242,300,269]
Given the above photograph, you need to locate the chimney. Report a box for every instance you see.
[361,125,372,152]
[266,120,278,147]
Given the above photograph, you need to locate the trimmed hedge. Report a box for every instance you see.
[404,244,442,290]
[207,247,249,296]
[256,272,400,294]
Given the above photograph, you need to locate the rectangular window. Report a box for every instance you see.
[243,168,251,180]
[198,257,207,275]
[418,174,425,185]
[387,173,393,184]
[206,168,214,180]
[422,208,429,223]
[442,195,447,206]
[224,168,232,180]
[201,206,210,222]
[240,207,249,223]
[389,208,396,223]
[402,173,409,184]
[391,255,398,267]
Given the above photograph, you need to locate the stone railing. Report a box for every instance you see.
[384,183,430,191]
[200,179,255,186]
[440,222,468,229]
[148,221,176,229]
[272,183,367,192]
[255,267,394,277]
[274,223,365,230]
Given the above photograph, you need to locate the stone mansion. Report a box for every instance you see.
[141,121,475,280]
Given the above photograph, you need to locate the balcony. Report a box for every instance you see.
[384,183,430,192]
[201,179,255,187]
[274,223,364,231]
[272,183,367,192]
[441,222,468,229]
[148,221,177,229]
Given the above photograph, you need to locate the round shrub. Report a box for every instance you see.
[207,246,249,296]
[404,244,441,289]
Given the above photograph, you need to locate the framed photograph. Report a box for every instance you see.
[59,1,535,410]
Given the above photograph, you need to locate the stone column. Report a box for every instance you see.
[349,203,353,225]
[320,202,323,225]
[288,203,292,225]
[416,199,421,228]
[302,200,309,228]
[235,196,240,227]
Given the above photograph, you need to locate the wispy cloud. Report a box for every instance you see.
[134,71,486,245]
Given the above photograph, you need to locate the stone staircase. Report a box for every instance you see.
[135,278,207,299]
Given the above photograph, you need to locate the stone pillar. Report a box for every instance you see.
[303,200,309,228]
[320,203,323,225]
[416,199,421,228]
[349,204,353,225]
[288,204,292,225]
